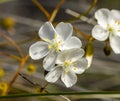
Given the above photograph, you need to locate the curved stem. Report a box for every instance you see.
[80,0,97,16]
[6,54,30,94]
[49,0,65,22]
[32,0,50,19]
[0,52,21,61]
[0,32,24,58]
[1,91,120,98]
[73,27,91,40]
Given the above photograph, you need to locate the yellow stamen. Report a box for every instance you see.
[48,45,52,50]
[73,67,76,70]
[0,82,8,95]
[118,30,120,32]
[54,34,57,39]
[45,38,51,42]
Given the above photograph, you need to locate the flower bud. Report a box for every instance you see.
[103,41,111,56]
[0,68,5,78]
[0,82,8,95]
[25,64,36,75]
[1,17,15,35]
[84,41,94,69]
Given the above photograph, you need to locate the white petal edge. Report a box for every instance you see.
[56,49,85,64]
[39,22,57,41]
[55,22,73,42]
[56,50,69,65]
[67,48,85,62]
[111,9,120,20]
[92,25,109,41]
[29,41,49,60]
[60,36,82,50]
[109,34,120,54]
[45,66,62,83]
[61,71,77,88]
[72,58,88,74]
[95,8,112,27]
[43,51,58,71]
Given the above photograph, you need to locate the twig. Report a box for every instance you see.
[0,32,24,58]
[32,0,50,19]
[0,51,21,61]
[19,73,39,86]
[6,54,30,94]
[83,0,97,16]
[65,9,96,25]
[49,0,65,22]
[73,27,91,40]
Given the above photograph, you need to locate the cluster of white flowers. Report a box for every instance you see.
[29,22,88,87]
[29,8,120,88]
[92,8,120,54]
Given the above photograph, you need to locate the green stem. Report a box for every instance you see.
[0,91,120,99]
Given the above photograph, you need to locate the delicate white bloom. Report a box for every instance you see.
[92,8,120,54]
[29,22,82,71]
[45,49,88,88]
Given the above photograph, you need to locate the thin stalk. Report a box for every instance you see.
[0,32,24,58]
[32,0,50,19]
[73,27,90,40]
[6,54,30,94]
[81,0,97,16]
[0,91,120,99]
[0,52,21,61]
[49,0,65,22]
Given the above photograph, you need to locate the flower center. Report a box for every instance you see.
[63,59,72,73]
[47,34,62,52]
[107,24,114,32]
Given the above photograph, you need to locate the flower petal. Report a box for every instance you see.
[56,50,68,64]
[92,25,109,41]
[39,22,56,41]
[72,58,88,74]
[95,8,112,27]
[45,66,62,83]
[110,34,120,54]
[43,51,58,71]
[29,41,49,60]
[55,22,73,42]
[60,36,82,50]
[67,49,85,62]
[56,49,84,64]
[61,71,77,88]
[111,9,120,20]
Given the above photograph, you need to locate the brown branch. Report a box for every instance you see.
[6,54,30,94]
[0,51,21,61]
[49,0,65,22]
[74,27,91,40]
[32,0,50,19]
[83,0,97,16]
[0,32,24,58]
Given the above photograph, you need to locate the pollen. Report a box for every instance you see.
[45,38,51,42]
[54,34,57,39]
[64,61,69,67]
[48,45,52,50]
[107,24,113,32]
[73,67,76,70]
[0,68,4,78]
[26,64,36,75]
[115,20,120,25]
[118,30,120,32]
[0,82,8,96]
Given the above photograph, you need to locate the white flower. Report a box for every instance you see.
[92,8,120,54]
[45,49,88,88]
[29,22,82,71]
